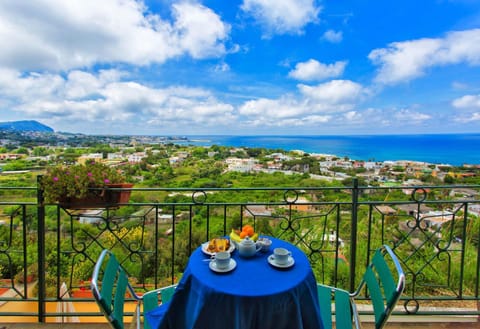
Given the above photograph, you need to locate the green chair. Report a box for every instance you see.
[317,245,405,329]
[91,249,176,329]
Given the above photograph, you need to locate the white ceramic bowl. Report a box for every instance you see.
[257,237,272,252]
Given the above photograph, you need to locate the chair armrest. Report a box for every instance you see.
[142,284,177,313]
[317,283,358,329]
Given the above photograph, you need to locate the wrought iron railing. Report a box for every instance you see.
[0,180,479,322]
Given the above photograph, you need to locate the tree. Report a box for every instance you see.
[443,175,456,184]
[192,147,208,159]
[246,148,265,158]
[15,147,29,155]
[32,147,49,156]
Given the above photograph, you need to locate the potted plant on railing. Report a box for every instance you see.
[40,161,133,209]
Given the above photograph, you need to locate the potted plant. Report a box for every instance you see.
[40,161,133,208]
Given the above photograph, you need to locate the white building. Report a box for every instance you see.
[127,152,146,163]
[107,152,124,160]
[225,157,258,172]
[78,209,104,224]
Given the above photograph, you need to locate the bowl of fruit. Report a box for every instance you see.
[229,225,258,243]
[230,225,261,258]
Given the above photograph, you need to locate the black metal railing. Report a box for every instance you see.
[0,180,479,322]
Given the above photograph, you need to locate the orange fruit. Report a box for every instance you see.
[239,231,248,239]
[245,227,254,237]
[242,224,253,232]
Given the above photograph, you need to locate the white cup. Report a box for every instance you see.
[273,248,291,265]
[213,251,231,269]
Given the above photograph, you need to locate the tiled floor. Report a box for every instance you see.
[2,320,480,329]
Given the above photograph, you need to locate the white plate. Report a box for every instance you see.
[268,254,295,269]
[201,241,235,256]
[209,259,237,273]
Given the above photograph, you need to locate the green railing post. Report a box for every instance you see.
[349,178,359,292]
[37,175,46,322]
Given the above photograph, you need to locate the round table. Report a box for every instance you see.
[146,237,323,329]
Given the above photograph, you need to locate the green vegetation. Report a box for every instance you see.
[0,137,479,303]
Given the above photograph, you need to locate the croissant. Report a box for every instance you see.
[206,238,230,252]
[207,239,217,251]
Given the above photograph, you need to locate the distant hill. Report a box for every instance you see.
[0,120,54,132]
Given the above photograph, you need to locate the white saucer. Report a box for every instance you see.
[268,255,295,268]
[209,259,237,273]
[201,241,236,256]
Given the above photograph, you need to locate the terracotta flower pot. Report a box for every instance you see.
[104,183,134,204]
[72,289,93,298]
[59,183,134,209]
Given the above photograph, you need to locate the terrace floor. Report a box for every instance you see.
[1,323,480,329]
[2,316,480,329]
[1,281,479,328]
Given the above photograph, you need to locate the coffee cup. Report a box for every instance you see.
[273,248,291,265]
[213,251,231,269]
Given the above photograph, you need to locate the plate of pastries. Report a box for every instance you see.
[201,238,235,256]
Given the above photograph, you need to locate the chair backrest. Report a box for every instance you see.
[91,249,140,329]
[355,245,405,329]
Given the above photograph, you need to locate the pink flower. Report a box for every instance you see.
[53,177,59,182]
[104,179,110,183]
[87,172,93,177]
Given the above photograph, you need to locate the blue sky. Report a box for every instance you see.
[1,0,480,135]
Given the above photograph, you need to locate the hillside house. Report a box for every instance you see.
[77,153,103,164]
[225,157,258,172]
[420,210,454,228]
[244,205,272,217]
[127,152,147,163]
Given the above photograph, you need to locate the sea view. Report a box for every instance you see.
[182,134,480,166]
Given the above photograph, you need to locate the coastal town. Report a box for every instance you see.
[2,127,479,233]
[1,129,479,187]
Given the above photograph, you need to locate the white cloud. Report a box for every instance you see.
[369,38,441,85]
[172,2,230,59]
[241,0,321,36]
[214,63,230,72]
[298,80,365,105]
[0,69,236,132]
[340,107,431,127]
[369,29,480,85]
[0,0,230,71]
[392,109,431,122]
[344,111,361,122]
[236,79,436,130]
[452,94,480,109]
[454,112,480,123]
[451,94,480,123]
[322,29,343,43]
[288,59,347,81]
[0,68,65,102]
[238,79,367,127]
[239,96,306,119]
[451,81,469,90]
[0,65,441,133]
[64,70,125,100]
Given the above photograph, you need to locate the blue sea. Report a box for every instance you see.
[179,134,480,166]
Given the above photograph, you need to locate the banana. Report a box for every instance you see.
[229,229,242,243]
[229,229,259,242]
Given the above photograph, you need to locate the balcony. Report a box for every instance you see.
[0,180,479,327]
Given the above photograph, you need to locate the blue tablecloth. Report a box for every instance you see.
[145,237,323,329]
